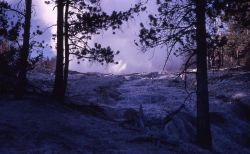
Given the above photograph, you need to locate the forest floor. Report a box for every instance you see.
[0,69,249,153]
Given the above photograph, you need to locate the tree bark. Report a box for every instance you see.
[195,0,212,148]
[16,0,32,97]
[221,48,224,67]
[63,0,70,96]
[236,49,240,66]
[53,0,65,101]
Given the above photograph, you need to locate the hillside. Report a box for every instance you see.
[0,70,249,153]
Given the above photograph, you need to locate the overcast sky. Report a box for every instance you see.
[7,0,183,74]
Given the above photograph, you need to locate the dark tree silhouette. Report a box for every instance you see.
[48,0,144,100]
[1,0,48,95]
[0,1,22,71]
[63,0,70,96]
[53,0,65,100]
[195,0,211,148]
[16,0,32,97]
[137,0,212,148]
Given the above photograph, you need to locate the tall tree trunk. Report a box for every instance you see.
[53,0,64,100]
[63,0,70,96]
[218,50,221,69]
[221,48,224,67]
[212,50,215,67]
[236,49,240,66]
[16,0,32,97]
[195,0,212,148]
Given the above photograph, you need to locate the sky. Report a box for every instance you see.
[7,0,183,74]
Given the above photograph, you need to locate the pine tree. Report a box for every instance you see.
[49,0,144,100]
[16,0,32,97]
[137,0,212,148]
[195,0,211,148]
[52,0,65,100]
